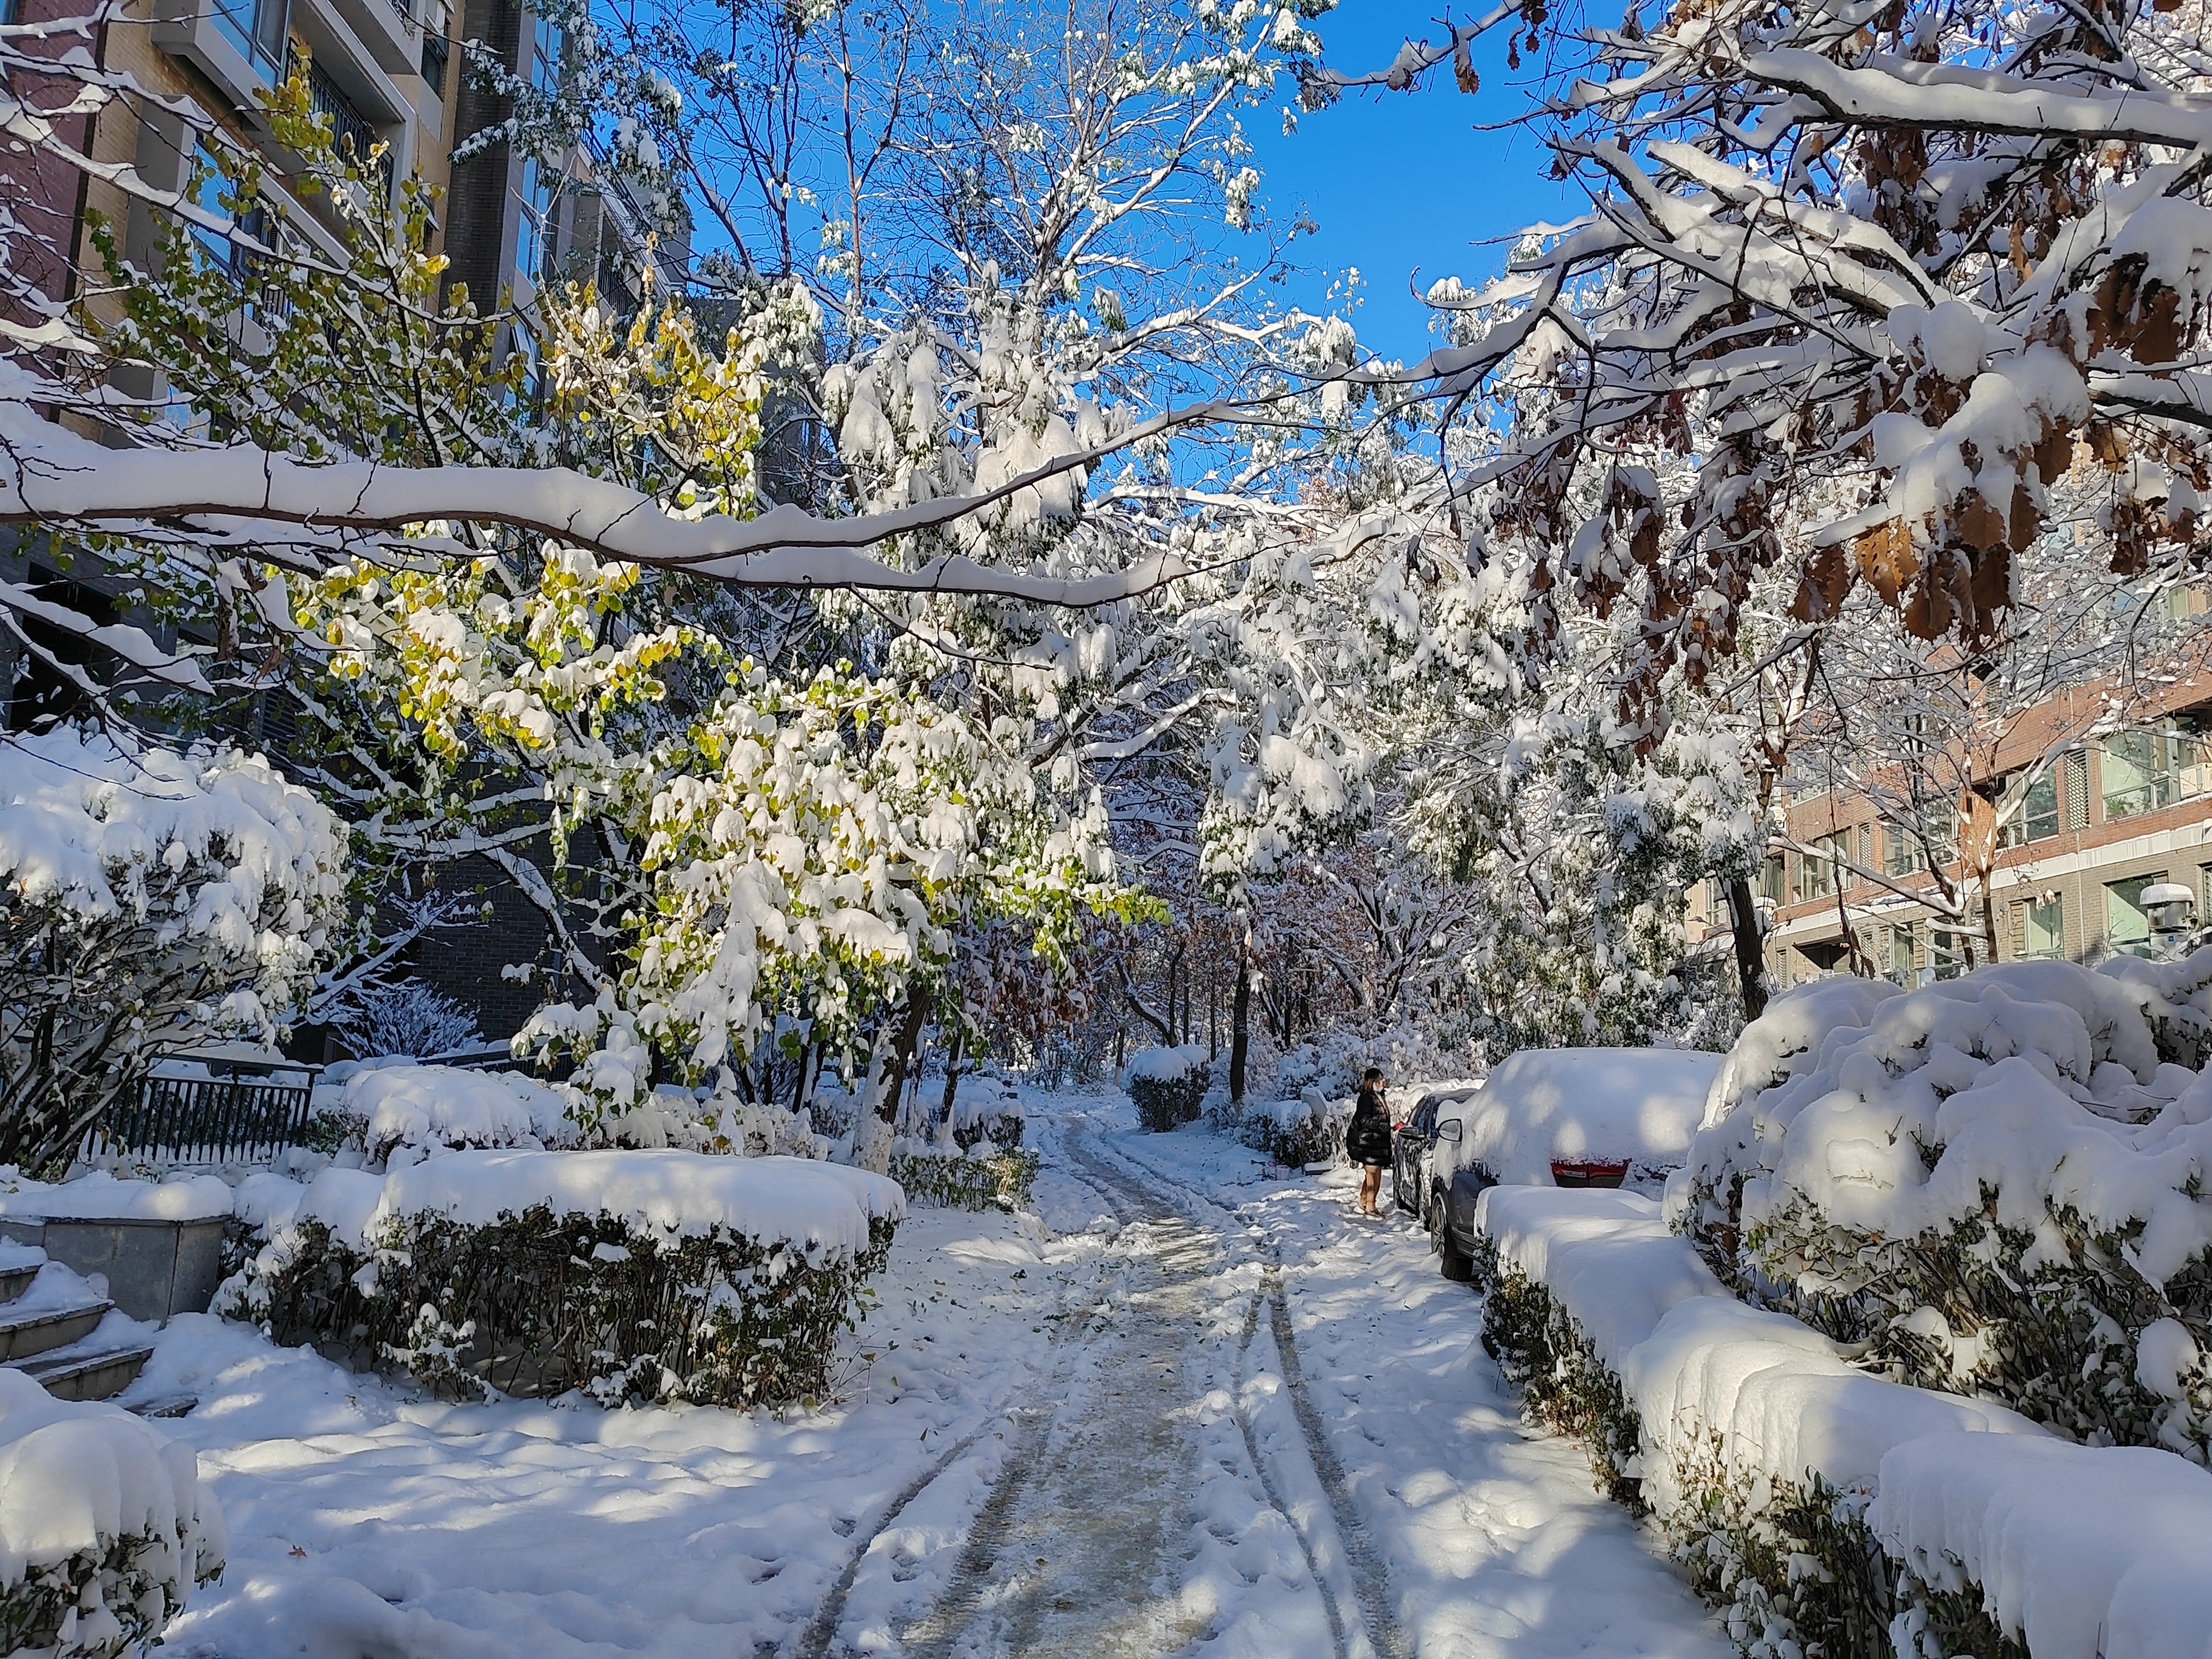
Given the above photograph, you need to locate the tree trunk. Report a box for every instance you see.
[939,1021,964,1135]
[1229,948,1251,1104]
[1727,874,1769,1022]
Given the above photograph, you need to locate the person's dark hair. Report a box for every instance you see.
[1363,1067,1384,1083]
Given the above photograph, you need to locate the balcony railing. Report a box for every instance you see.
[103,1068,319,1164]
[287,46,394,194]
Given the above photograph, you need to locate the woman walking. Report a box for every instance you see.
[1344,1067,1393,1218]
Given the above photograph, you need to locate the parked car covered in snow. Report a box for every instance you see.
[1397,1047,1720,1280]
[1388,1080,1484,1229]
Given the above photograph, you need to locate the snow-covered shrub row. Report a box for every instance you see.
[222,1151,901,1407]
[887,1145,1039,1213]
[0,1369,225,1658]
[1472,1236,1643,1507]
[0,727,347,1174]
[314,1064,824,1165]
[1124,1045,1209,1131]
[1235,1093,1347,1167]
[1477,1187,2212,1659]
[1267,1023,1460,1106]
[1674,962,2212,1460]
[1463,1047,1718,1184]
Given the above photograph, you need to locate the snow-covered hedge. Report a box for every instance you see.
[1673,962,2212,1460]
[1475,1186,2212,1659]
[0,1369,225,1658]
[224,1151,902,1407]
[1236,1092,1347,1166]
[1124,1044,1209,1131]
[1464,1046,1719,1185]
[888,1144,1038,1212]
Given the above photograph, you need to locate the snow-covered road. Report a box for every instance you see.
[136,1092,1729,1658]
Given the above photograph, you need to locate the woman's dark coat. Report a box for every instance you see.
[1344,1087,1393,1165]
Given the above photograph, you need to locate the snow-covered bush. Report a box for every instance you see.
[1475,1185,2212,1659]
[1475,1188,2038,1659]
[1267,1023,1459,1107]
[332,1064,574,1164]
[1124,1044,1209,1131]
[225,1151,901,1407]
[328,980,482,1062]
[0,1368,226,1658]
[1673,961,2212,1460]
[945,1076,1026,1151]
[0,728,346,1174]
[888,1144,1039,1212]
[1236,1092,1347,1167]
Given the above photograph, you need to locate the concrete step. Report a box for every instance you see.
[127,1391,198,1419]
[0,1240,43,1306]
[0,1294,113,1363]
[14,1341,157,1402]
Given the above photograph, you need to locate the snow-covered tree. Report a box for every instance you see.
[1317,0,2212,743]
[0,727,346,1171]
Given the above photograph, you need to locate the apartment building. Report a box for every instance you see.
[1688,669,2212,987]
[1,0,673,1039]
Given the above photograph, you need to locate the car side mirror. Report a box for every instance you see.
[1435,1120,1462,1143]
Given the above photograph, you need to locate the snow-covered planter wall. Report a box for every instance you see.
[1674,962,2212,1460]
[0,1369,225,1658]
[1475,1186,2212,1659]
[225,1151,901,1408]
[1124,1045,1209,1131]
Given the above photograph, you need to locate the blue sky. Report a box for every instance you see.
[1249,1,1583,366]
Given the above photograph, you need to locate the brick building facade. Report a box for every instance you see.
[1688,667,2212,986]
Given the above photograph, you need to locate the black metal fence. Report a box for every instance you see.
[103,1071,318,1164]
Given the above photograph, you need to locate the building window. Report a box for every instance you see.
[529,9,563,90]
[2015,750,2090,842]
[2018,896,2065,960]
[516,156,554,287]
[1757,856,1786,906]
[1882,824,1928,876]
[420,30,450,95]
[211,0,289,81]
[2104,732,2175,821]
[1795,832,1845,903]
[1885,923,1920,984]
[2107,876,2156,955]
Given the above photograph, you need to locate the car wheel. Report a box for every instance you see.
[1430,1190,1474,1282]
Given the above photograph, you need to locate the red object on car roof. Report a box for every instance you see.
[1549,1158,1630,1189]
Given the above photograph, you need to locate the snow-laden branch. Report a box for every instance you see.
[0,382,1269,604]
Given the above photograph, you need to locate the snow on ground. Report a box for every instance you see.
[1078,1096,1729,1659]
[116,1086,1727,1658]
[137,1208,1108,1658]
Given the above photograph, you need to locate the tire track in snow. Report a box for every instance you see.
[795,1205,1114,1659]
[1232,1287,1351,1659]
[1081,1125,1407,1659]
[1264,1264,1407,1659]
[791,1418,1002,1659]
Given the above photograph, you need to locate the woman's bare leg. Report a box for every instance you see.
[1360,1165,1382,1214]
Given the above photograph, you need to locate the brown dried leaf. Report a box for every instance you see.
[1854,520,1918,604]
